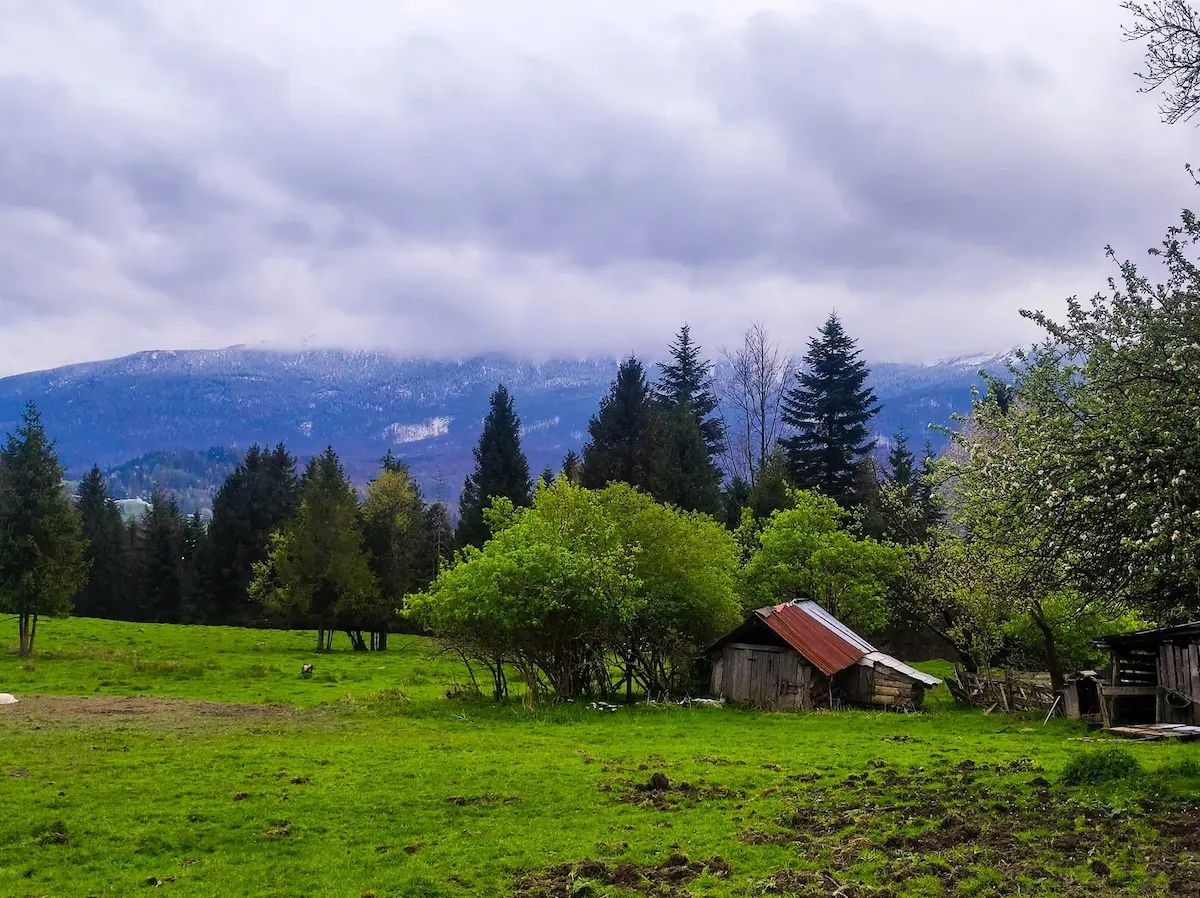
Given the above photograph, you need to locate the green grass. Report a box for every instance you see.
[2,618,1199,897]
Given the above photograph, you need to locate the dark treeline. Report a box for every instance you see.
[2,312,939,656]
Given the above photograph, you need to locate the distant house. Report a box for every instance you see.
[1067,621,1200,739]
[707,600,941,710]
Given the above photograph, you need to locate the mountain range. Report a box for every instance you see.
[0,346,1015,511]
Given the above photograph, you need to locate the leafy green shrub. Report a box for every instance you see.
[1155,757,1200,779]
[1060,748,1141,786]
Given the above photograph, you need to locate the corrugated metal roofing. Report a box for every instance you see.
[860,651,942,687]
[758,600,873,676]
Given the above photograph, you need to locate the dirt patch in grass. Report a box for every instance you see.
[0,695,296,719]
[606,771,745,811]
[748,762,1200,897]
[510,852,731,897]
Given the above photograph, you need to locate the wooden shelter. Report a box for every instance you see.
[707,601,941,710]
[1085,622,1200,736]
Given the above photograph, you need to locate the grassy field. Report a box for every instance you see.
[2,619,1199,898]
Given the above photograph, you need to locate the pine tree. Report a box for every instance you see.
[539,464,556,487]
[204,444,300,623]
[582,357,667,497]
[456,385,533,548]
[132,488,188,623]
[655,324,725,456]
[916,438,943,533]
[780,312,881,504]
[660,402,722,515]
[251,447,378,651]
[362,452,427,649]
[0,402,86,655]
[74,465,129,619]
[886,429,917,494]
[561,449,582,484]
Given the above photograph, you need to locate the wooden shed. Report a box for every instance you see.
[1087,622,1200,737]
[707,601,941,710]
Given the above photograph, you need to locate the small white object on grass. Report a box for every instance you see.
[0,693,18,705]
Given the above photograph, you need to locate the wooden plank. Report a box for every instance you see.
[1190,643,1200,726]
[1098,685,1161,696]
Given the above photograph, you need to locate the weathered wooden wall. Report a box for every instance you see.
[841,664,927,709]
[710,643,814,709]
[1158,641,1200,726]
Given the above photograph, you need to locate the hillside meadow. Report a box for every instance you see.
[2,619,1200,898]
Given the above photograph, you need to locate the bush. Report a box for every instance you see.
[1155,757,1200,779]
[1060,748,1141,786]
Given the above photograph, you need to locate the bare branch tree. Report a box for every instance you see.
[718,322,794,486]
[1123,0,1200,123]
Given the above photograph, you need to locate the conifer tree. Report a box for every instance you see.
[660,402,722,515]
[886,429,917,494]
[204,443,300,622]
[655,324,724,456]
[539,464,556,487]
[362,452,426,649]
[561,449,582,484]
[780,312,881,504]
[0,402,86,655]
[132,488,188,623]
[251,447,378,650]
[74,465,129,619]
[582,357,667,498]
[456,385,533,548]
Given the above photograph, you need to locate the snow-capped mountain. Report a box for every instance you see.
[0,346,1014,506]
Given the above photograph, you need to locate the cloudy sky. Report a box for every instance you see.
[0,0,1194,375]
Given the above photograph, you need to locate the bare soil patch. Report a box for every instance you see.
[510,853,731,898]
[0,694,295,719]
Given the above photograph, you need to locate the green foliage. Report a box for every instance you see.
[73,466,129,619]
[129,489,193,623]
[1060,748,1142,786]
[456,384,533,548]
[659,402,722,515]
[361,458,426,628]
[250,448,378,645]
[203,444,300,623]
[0,402,87,655]
[1002,594,1148,673]
[410,479,740,700]
[655,323,724,456]
[738,490,902,635]
[582,357,668,499]
[780,313,881,505]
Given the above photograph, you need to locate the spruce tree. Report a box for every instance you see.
[0,402,86,655]
[886,429,917,494]
[539,464,556,487]
[561,449,582,484]
[780,312,881,504]
[74,465,129,619]
[204,443,300,622]
[251,447,378,651]
[581,357,667,498]
[660,402,722,515]
[456,385,533,548]
[655,324,725,455]
[133,488,188,623]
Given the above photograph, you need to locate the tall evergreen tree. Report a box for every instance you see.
[660,402,722,515]
[204,443,300,622]
[0,402,86,655]
[561,449,582,484]
[582,357,667,497]
[780,312,881,504]
[362,452,426,648]
[456,385,533,548]
[886,429,917,495]
[655,324,725,455]
[73,466,129,619]
[251,447,378,651]
[132,488,189,623]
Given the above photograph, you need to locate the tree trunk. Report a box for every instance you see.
[1030,603,1065,691]
[29,614,38,655]
[17,612,30,657]
[316,629,326,652]
[377,629,387,651]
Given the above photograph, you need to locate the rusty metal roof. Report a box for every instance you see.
[757,600,874,676]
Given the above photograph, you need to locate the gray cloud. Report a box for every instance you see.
[0,0,1192,374]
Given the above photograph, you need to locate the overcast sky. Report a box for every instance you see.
[0,0,1194,375]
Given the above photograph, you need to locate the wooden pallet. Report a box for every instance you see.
[1107,723,1200,741]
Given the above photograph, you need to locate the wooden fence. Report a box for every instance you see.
[948,666,1061,715]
